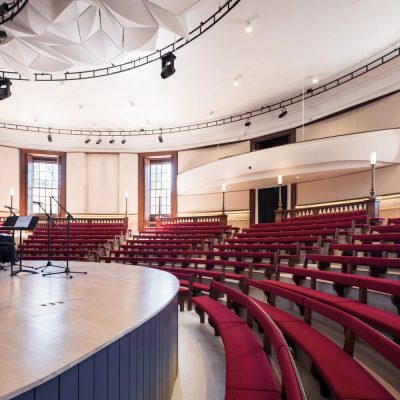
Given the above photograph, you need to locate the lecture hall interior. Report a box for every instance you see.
[0,1,399,400]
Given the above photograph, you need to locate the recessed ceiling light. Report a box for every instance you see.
[233,77,239,87]
[245,20,253,33]
[130,101,135,108]
[93,123,97,129]
[208,111,215,119]
[33,118,38,124]
[59,81,65,89]
[146,121,151,127]
[312,76,319,84]
[79,104,83,112]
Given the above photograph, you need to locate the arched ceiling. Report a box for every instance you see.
[1,0,400,150]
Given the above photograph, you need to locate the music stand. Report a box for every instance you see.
[1,216,40,277]
[42,197,87,279]
[34,201,63,272]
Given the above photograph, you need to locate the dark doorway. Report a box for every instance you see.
[258,186,287,223]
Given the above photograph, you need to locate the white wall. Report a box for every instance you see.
[296,92,400,210]
[66,153,86,213]
[118,153,138,214]
[178,141,250,173]
[0,146,19,215]
[177,142,251,218]
[65,152,139,215]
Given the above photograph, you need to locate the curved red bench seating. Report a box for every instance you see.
[247,279,400,400]
[192,280,305,400]
[304,253,400,276]
[258,265,400,341]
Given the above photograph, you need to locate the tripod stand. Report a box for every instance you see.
[34,200,63,272]
[42,197,87,279]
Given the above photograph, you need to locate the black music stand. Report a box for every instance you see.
[42,197,87,279]
[1,216,40,277]
[35,201,63,272]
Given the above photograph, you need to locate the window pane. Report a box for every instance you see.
[28,157,60,215]
[149,161,172,217]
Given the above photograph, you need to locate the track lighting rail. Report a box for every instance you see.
[0,46,399,138]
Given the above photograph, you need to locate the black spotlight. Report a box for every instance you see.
[121,138,127,144]
[0,77,12,100]
[85,137,91,144]
[109,137,115,144]
[0,2,9,14]
[47,134,52,142]
[278,107,287,118]
[96,137,102,144]
[244,119,251,127]
[0,30,7,44]
[160,52,176,79]
[158,134,163,143]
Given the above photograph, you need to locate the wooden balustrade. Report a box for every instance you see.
[146,215,228,227]
[275,198,380,222]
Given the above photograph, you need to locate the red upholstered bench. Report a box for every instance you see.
[304,253,400,276]
[247,279,400,400]
[192,281,304,400]
[260,265,400,341]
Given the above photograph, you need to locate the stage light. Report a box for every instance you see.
[121,138,127,144]
[85,137,91,144]
[0,77,12,100]
[245,20,253,33]
[0,30,7,44]
[161,52,176,79]
[47,134,52,142]
[109,137,115,144]
[158,134,163,143]
[0,2,9,14]
[278,107,287,118]
[96,137,101,144]
[60,81,65,89]
[244,118,251,127]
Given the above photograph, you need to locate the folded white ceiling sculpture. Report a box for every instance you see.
[0,0,200,79]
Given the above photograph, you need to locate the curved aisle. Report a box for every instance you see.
[0,263,179,400]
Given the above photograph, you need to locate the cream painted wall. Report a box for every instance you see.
[178,190,249,214]
[86,154,119,214]
[0,146,19,216]
[296,91,400,141]
[296,92,400,212]
[66,153,86,213]
[118,153,138,214]
[66,153,139,215]
[177,142,251,218]
[178,141,250,173]
[297,165,400,205]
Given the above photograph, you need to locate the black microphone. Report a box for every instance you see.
[4,205,18,210]
[32,201,42,205]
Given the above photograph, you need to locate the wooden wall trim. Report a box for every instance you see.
[138,151,177,231]
[19,149,66,217]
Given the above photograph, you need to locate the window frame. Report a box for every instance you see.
[20,149,66,217]
[138,152,177,230]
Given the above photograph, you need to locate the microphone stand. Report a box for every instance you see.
[35,200,64,272]
[42,197,87,278]
[2,205,18,270]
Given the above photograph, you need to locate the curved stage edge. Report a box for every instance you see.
[0,263,179,400]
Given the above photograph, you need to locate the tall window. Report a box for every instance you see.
[28,157,60,215]
[150,161,172,217]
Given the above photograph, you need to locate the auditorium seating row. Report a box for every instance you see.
[20,222,127,261]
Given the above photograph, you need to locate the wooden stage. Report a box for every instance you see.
[0,262,179,400]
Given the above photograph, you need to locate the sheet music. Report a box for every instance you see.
[14,216,33,229]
